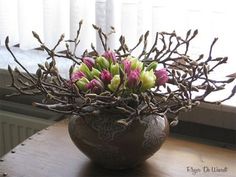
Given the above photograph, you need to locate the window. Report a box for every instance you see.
[0,0,235,106]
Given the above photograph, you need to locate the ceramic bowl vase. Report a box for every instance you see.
[68,107,169,169]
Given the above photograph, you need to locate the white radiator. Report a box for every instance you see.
[0,110,55,157]
[0,69,63,157]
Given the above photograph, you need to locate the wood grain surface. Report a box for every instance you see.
[0,119,235,177]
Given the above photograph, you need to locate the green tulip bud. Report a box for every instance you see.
[130,57,143,71]
[146,61,158,71]
[140,70,156,91]
[110,63,120,76]
[72,66,80,73]
[75,77,89,91]
[91,68,101,77]
[79,63,93,80]
[96,56,110,70]
[108,75,120,92]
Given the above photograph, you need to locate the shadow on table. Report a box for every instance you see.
[77,160,163,177]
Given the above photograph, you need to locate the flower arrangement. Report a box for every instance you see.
[71,52,167,94]
[5,20,236,126]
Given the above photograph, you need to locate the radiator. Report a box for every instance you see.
[0,110,55,157]
[0,70,63,157]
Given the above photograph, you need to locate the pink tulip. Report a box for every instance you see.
[100,69,112,85]
[86,79,104,94]
[127,69,140,88]
[71,71,85,82]
[122,59,131,74]
[155,69,169,86]
[82,57,95,70]
[102,50,116,63]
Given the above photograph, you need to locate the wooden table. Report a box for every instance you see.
[0,119,235,177]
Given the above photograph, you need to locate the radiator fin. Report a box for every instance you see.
[0,110,54,157]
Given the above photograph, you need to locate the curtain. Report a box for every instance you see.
[0,0,235,69]
[0,0,153,53]
[0,0,235,57]
[0,0,235,105]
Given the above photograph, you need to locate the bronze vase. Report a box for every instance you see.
[68,107,169,169]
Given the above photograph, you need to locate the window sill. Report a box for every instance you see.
[178,102,236,130]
